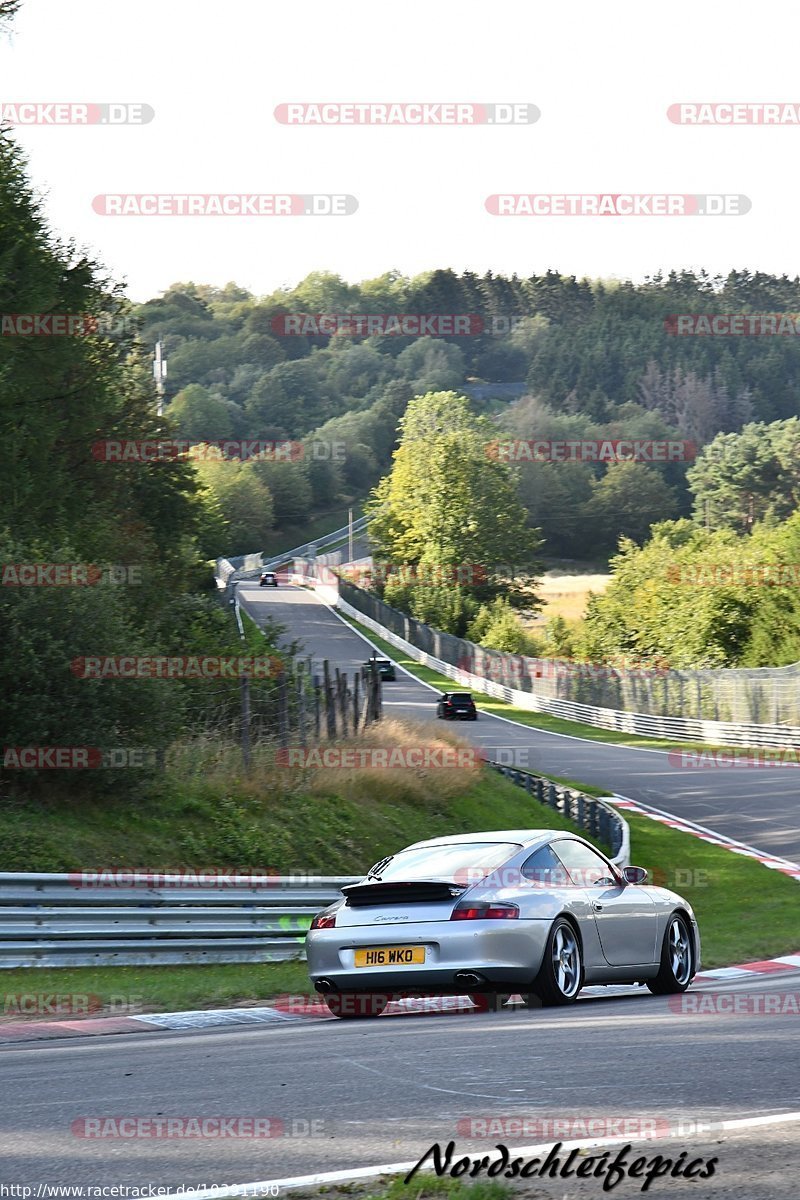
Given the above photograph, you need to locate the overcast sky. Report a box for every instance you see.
[3,0,800,302]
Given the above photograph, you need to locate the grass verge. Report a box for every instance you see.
[285,1179,511,1200]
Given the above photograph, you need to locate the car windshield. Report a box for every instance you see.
[449,694,472,702]
[367,841,519,882]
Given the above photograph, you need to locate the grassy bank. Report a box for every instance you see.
[0,720,584,873]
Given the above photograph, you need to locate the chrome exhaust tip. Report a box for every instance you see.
[454,971,487,988]
[315,978,335,994]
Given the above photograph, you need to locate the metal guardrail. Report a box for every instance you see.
[0,875,359,969]
[487,765,629,866]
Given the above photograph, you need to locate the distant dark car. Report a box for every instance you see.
[259,571,278,587]
[437,692,477,720]
[365,657,396,681]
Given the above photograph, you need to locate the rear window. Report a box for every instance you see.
[368,841,519,883]
[448,693,473,702]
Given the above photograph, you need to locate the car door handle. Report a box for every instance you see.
[593,902,603,911]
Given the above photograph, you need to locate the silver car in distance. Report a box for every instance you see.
[306,829,701,1018]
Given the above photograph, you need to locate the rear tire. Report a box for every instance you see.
[323,992,389,1019]
[527,918,583,1006]
[647,914,694,995]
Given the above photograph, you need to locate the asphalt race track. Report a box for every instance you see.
[238,583,800,863]
[1,973,799,1189]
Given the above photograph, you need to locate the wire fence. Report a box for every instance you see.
[337,577,800,727]
[162,657,384,775]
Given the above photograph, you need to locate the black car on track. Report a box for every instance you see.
[436,691,477,720]
[364,657,396,681]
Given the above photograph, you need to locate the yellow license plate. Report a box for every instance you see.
[354,945,425,967]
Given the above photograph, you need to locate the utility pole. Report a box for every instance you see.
[153,340,167,416]
[348,507,354,563]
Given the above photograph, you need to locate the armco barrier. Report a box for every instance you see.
[326,581,800,750]
[487,764,628,866]
[0,875,359,969]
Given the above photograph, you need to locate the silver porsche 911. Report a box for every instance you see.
[306,829,700,1018]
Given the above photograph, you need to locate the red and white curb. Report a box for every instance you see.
[2,950,799,1044]
[693,953,800,982]
[606,792,800,882]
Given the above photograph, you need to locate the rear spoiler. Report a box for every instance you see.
[341,879,467,907]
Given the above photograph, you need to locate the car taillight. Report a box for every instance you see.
[450,902,519,920]
[310,910,338,930]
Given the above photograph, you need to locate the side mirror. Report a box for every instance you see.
[622,865,648,885]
